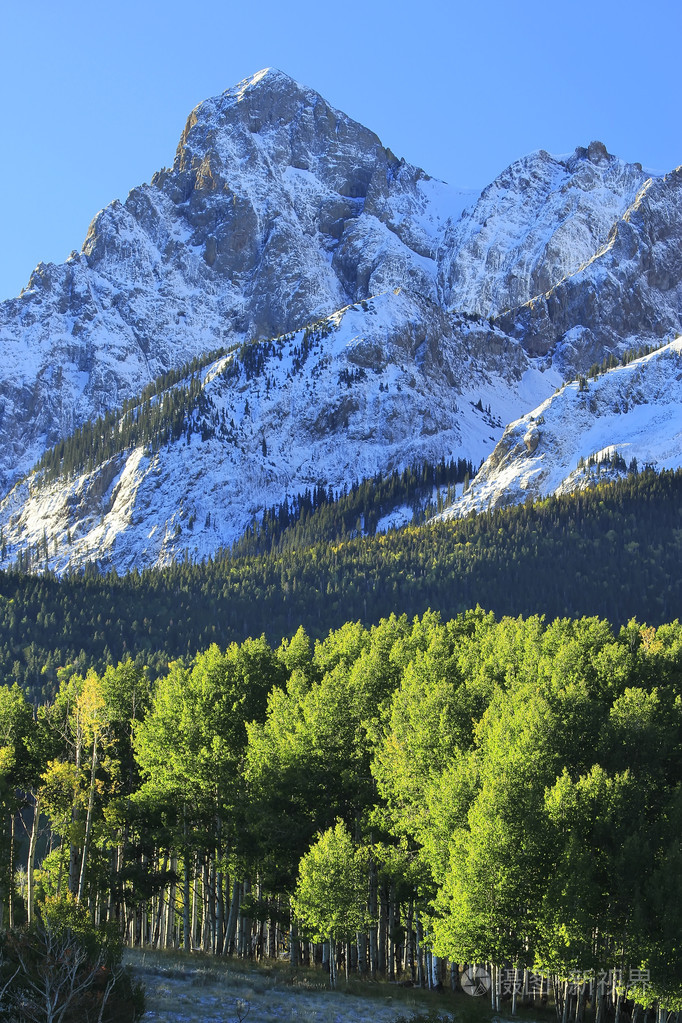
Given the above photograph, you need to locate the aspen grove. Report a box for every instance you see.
[1,609,682,1015]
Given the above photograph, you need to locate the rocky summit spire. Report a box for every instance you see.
[171,66,386,197]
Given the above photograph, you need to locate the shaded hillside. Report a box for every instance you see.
[1,468,681,701]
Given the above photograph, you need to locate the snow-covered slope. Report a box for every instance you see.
[0,292,563,573]
[440,339,682,519]
[497,166,682,372]
[439,142,650,316]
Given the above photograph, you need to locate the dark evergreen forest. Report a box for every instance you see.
[0,468,680,703]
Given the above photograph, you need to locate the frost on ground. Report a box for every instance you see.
[128,951,458,1023]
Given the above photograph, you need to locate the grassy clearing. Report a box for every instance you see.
[126,949,550,1023]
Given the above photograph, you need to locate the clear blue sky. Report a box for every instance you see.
[1,0,680,300]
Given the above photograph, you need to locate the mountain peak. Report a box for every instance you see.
[227,67,300,99]
[183,67,326,138]
[565,139,614,167]
[1,70,682,575]
[171,66,383,179]
[165,67,392,224]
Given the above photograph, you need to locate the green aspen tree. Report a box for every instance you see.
[293,821,367,987]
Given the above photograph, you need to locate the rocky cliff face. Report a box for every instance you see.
[0,69,681,572]
[497,167,682,372]
[0,291,561,574]
[0,69,470,496]
[439,141,650,317]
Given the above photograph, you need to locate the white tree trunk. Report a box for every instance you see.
[77,733,98,903]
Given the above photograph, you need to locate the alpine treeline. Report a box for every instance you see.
[35,347,229,482]
[1,609,681,1015]
[1,468,681,702]
[230,455,476,557]
[29,311,342,487]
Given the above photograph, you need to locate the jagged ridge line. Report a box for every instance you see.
[498,177,656,317]
[206,289,395,383]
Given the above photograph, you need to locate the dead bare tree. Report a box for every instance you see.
[1,919,126,1023]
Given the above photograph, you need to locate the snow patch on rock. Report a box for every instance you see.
[440,338,682,519]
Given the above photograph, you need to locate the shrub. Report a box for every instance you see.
[0,894,144,1022]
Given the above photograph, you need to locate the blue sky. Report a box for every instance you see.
[1,0,680,300]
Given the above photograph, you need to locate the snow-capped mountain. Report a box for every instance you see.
[497,165,682,364]
[0,68,681,573]
[440,339,682,519]
[0,68,471,495]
